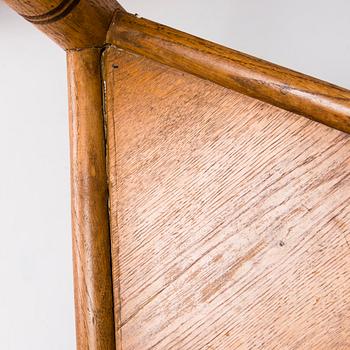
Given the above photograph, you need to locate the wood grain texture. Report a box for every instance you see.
[4,0,123,49]
[103,47,350,350]
[107,11,350,134]
[67,48,115,350]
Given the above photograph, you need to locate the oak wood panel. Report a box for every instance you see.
[103,47,350,350]
[67,48,115,350]
[107,11,350,134]
[4,0,123,49]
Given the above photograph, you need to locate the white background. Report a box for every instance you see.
[0,1,349,349]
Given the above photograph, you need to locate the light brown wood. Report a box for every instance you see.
[4,0,123,49]
[107,11,350,134]
[103,47,350,350]
[67,48,115,350]
[3,3,350,349]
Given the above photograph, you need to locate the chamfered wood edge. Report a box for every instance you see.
[67,47,116,350]
[3,0,124,49]
[107,11,350,134]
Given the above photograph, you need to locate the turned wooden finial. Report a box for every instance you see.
[3,0,124,49]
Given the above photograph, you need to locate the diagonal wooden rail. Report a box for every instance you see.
[107,11,350,134]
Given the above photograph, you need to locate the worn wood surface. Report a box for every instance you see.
[4,0,123,49]
[103,47,350,350]
[107,11,350,134]
[67,48,115,350]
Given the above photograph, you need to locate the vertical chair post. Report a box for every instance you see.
[67,48,115,350]
[2,2,123,348]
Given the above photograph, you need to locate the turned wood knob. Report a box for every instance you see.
[3,0,123,49]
